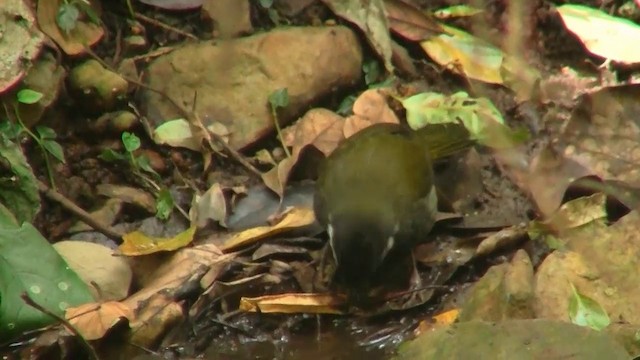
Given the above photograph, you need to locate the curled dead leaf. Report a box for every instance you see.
[240,293,345,314]
[66,301,134,340]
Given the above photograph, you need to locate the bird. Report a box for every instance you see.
[313,122,473,302]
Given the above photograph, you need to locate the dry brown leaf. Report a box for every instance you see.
[351,88,400,125]
[124,243,231,308]
[261,155,297,198]
[65,301,134,340]
[289,108,345,156]
[264,109,345,196]
[96,184,156,213]
[128,293,184,347]
[321,0,394,72]
[344,89,399,137]
[221,207,316,252]
[239,293,345,314]
[192,183,228,228]
[37,0,104,56]
[384,0,443,41]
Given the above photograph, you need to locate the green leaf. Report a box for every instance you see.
[568,283,610,331]
[269,88,289,109]
[0,121,24,139]
[41,140,66,164]
[363,59,382,86]
[434,5,483,19]
[0,134,40,223]
[76,1,102,25]
[402,91,528,148]
[155,189,174,220]
[0,222,94,339]
[56,3,80,33]
[336,95,357,116]
[16,89,43,105]
[259,0,274,8]
[35,126,57,140]
[122,132,140,153]
[99,149,126,162]
[135,155,158,177]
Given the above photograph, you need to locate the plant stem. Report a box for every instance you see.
[271,106,291,158]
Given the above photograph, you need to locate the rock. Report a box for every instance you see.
[142,26,363,150]
[459,250,535,321]
[396,319,630,360]
[68,60,129,112]
[54,240,132,301]
[10,53,66,128]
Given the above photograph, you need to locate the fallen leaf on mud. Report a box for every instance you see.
[128,293,184,347]
[65,301,134,340]
[285,108,345,156]
[322,0,394,72]
[119,226,197,256]
[128,243,228,293]
[221,207,316,252]
[239,293,345,314]
[96,184,156,214]
[421,25,503,84]
[384,0,443,41]
[474,224,528,258]
[344,89,399,138]
[525,144,592,216]
[68,198,123,234]
[261,156,297,198]
[192,183,228,228]
[540,192,607,234]
[37,0,104,56]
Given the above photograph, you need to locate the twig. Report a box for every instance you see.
[134,13,198,41]
[38,180,123,242]
[21,292,99,360]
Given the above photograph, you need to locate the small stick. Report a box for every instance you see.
[38,180,123,242]
[134,13,198,41]
[21,292,99,360]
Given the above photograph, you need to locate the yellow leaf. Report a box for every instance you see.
[118,226,196,256]
[240,293,345,314]
[221,207,316,252]
[420,25,503,84]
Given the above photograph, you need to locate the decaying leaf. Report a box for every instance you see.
[37,0,104,56]
[384,0,443,41]
[322,0,394,72]
[240,293,345,314]
[221,207,316,252]
[66,301,134,340]
[119,226,197,256]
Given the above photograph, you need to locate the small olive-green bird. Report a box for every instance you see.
[314,122,473,298]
